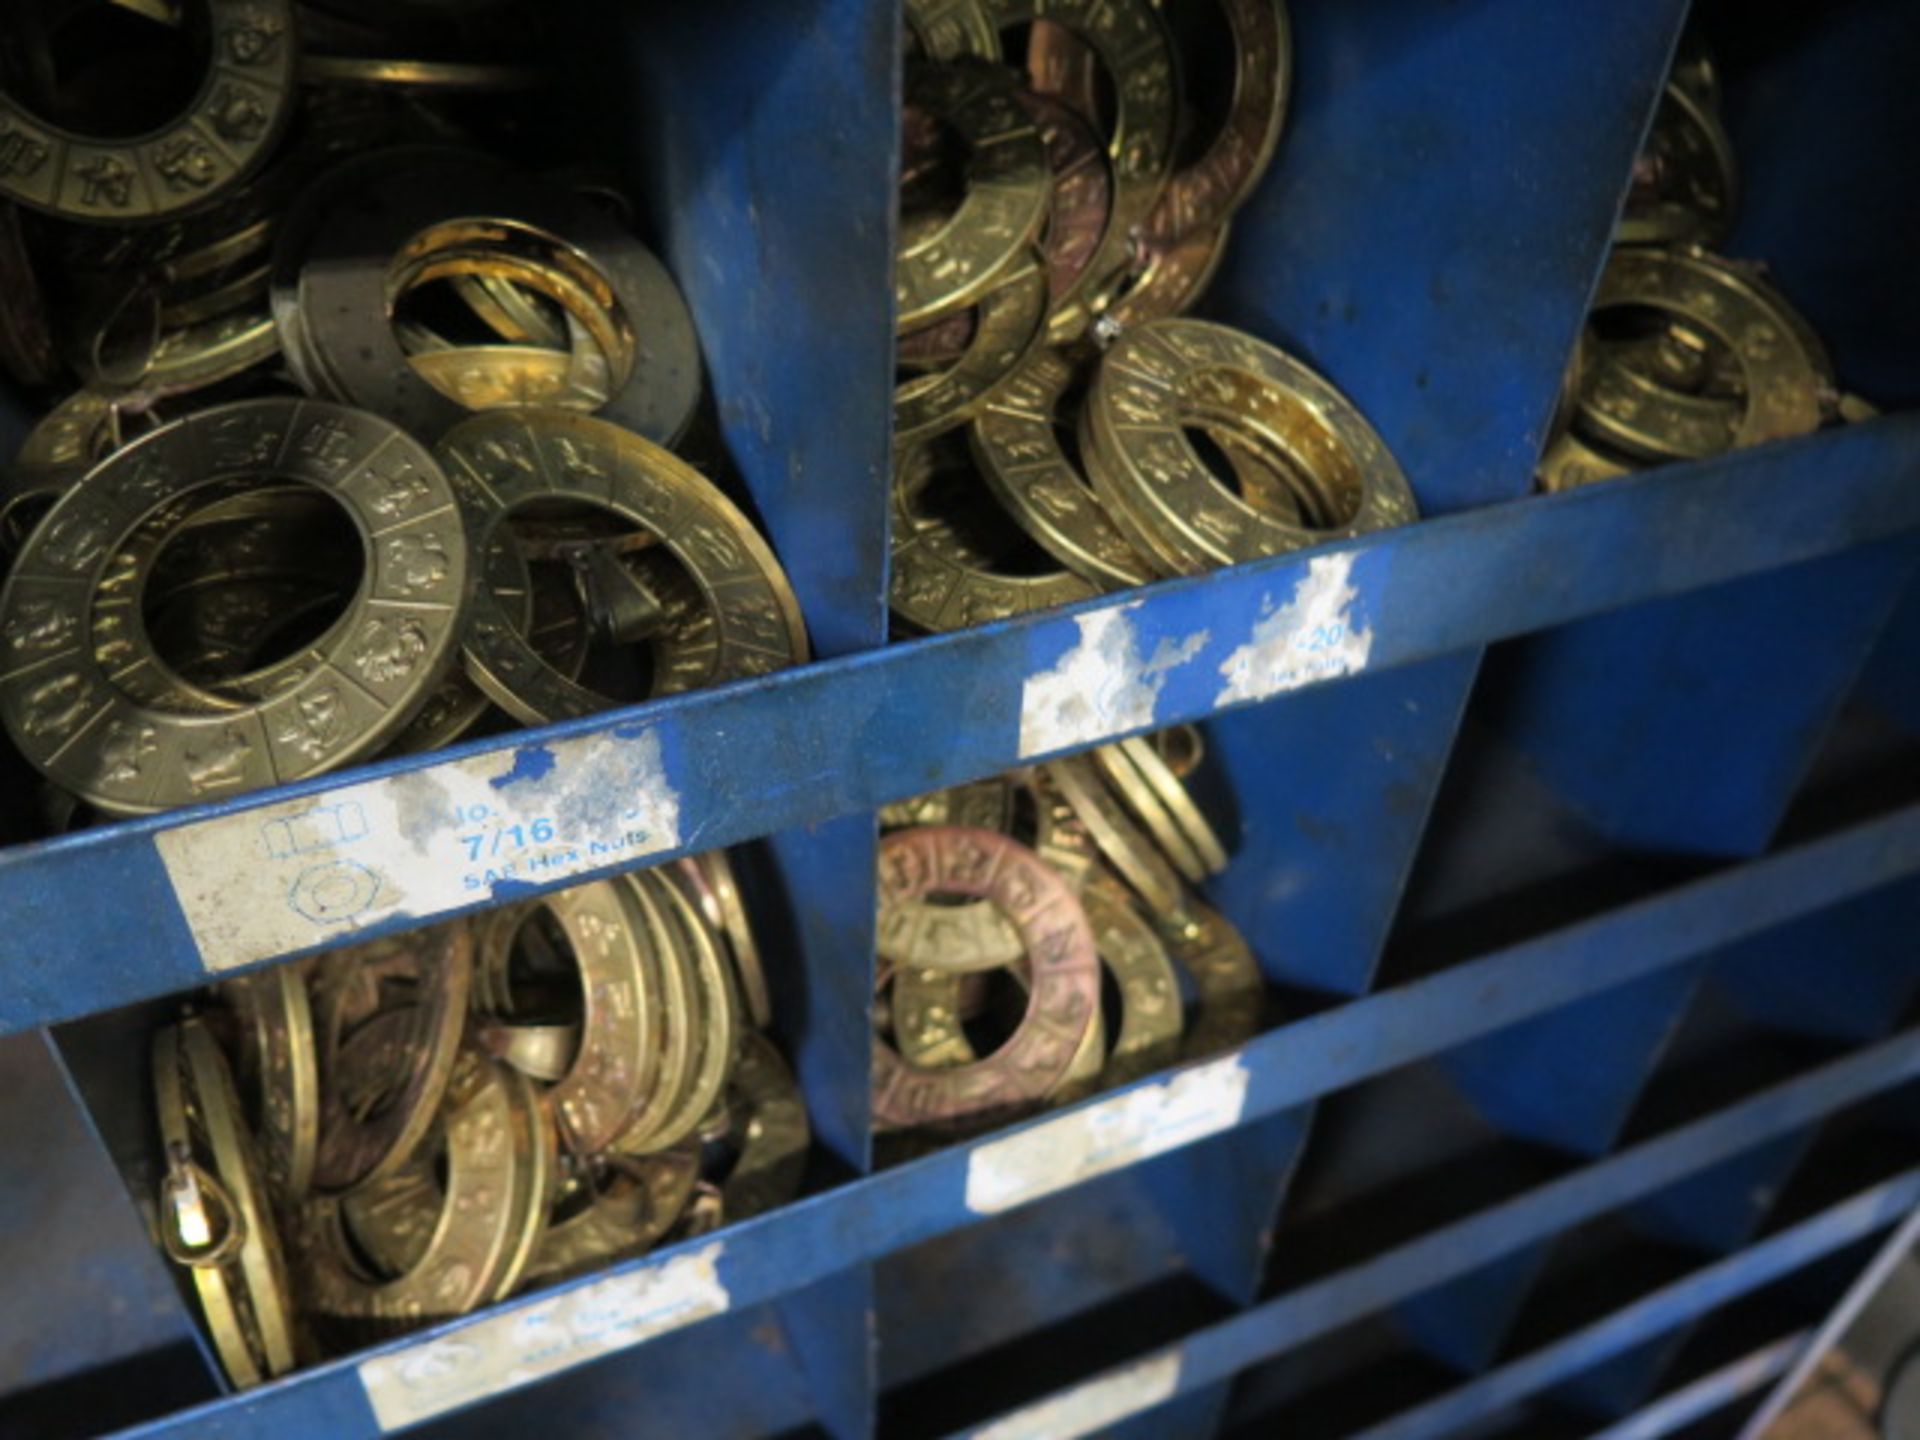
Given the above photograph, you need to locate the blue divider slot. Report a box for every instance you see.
[1483,0,1920,864]
[1861,579,1920,734]
[1179,0,1686,1000]
[1490,544,1920,858]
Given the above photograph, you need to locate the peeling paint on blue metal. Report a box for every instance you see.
[104,813,1920,1436]
[488,745,556,790]
[0,427,1910,1022]
[118,1028,1920,1439]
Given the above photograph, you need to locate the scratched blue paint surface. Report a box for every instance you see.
[1590,1337,1802,1440]
[1483,0,1920,865]
[595,0,896,664]
[960,1161,1920,1439]
[93,811,1920,1436]
[0,424,1912,1032]
[486,744,556,791]
[11,2,1920,1431]
[1567,875,1920,1413]
[1164,0,1689,1002]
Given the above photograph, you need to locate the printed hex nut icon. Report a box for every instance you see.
[288,859,380,924]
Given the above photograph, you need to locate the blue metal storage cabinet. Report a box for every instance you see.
[0,0,1917,1435]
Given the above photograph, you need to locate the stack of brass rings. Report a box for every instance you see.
[873,725,1261,1146]
[1540,39,1861,493]
[151,853,807,1384]
[892,2,1417,632]
[891,315,1416,631]
[0,10,809,823]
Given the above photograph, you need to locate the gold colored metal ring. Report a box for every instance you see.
[671,852,774,1031]
[1575,248,1832,463]
[1092,739,1209,882]
[218,961,320,1199]
[1101,222,1233,333]
[1617,81,1738,249]
[0,399,469,813]
[1109,735,1229,875]
[1169,898,1264,1060]
[893,960,1108,1104]
[897,60,1051,330]
[1085,318,1417,574]
[298,56,546,92]
[891,425,1098,633]
[1042,754,1198,935]
[438,410,807,725]
[153,1023,281,1389]
[625,868,741,1154]
[520,1143,700,1290]
[961,0,1181,342]
[480,880,664,1155]
[873,826,1101,1130]
[896,248,1052,445]
[904,0,998,59]
[1142,0,1290,245]
[298,1053,554,1341]
[390,248,617,411]
[0,0,296,223]
[311,922,474,1194]
[600,872,699,1155]
[969,349,1157,589]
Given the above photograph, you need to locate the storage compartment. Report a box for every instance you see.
[0,0,1911,1434]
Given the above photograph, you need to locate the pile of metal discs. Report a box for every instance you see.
[890,0,1418,632]
[0,2,805,823]
[873,726,1261,1142]
[152,851,808,1386]
[1538,44,1869,492]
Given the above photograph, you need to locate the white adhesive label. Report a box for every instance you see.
[357,1241,729,1431]
[966,1054,1250,1214]
[155,727,681,971]
[1019,602,1208,758]
[1214,552,1374,707]
[973,1351,1183,1440]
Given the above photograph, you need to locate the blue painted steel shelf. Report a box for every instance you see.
[0,0,1916,1436]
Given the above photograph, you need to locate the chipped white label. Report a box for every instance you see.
[966,1054,1250,1214]
[972,1351,1183,1440]
[1019,602,1208,758]
[155,727,680,971]
[1215,552,1374,707]
[357,1242,729,1431]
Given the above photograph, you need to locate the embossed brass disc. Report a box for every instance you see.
[873,826,1101,1130]
[298,1053,554,1341]
[0,0,297,224]
[969,349,1157,589]
[219,961,319,1199]
[891,426,1098,632]
[1084,318,1418,573]
[897,60,1051,330]
[437,409,807,725]
[1574,248,1832,463]
[0,399,469,814]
